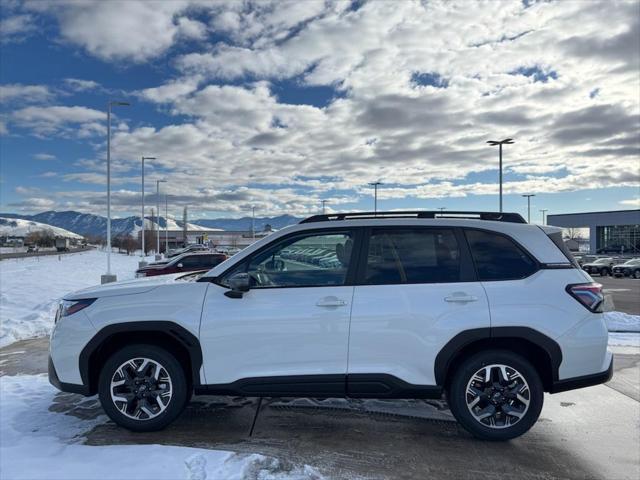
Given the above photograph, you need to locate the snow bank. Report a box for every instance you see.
[604,311,640,332]
[0,374,324,480]
[0,251,142,347]
[0,217,83,239]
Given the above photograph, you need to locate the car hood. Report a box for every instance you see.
[583,262,608,267]
[64,273,186,300]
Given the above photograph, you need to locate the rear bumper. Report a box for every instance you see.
[550,356,613,394]
[48,356,90,396]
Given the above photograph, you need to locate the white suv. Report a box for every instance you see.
[49,211,612,440]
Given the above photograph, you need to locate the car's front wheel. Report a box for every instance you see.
[447,350,543,441]
[98,344,189,432]
[633,269,640,279]
[600,267,610,276]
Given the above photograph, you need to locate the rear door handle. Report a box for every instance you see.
[444,294,478,303]
[316,296,348,307]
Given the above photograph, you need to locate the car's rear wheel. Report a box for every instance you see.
[633,269,640,279]
[447,350,543,441]
[98,344,189,432]
[600,267,610,276]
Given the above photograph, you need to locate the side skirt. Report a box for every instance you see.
[194,374,443,399]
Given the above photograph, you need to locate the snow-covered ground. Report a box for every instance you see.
[0,250,144,347]
[0,375,323,480]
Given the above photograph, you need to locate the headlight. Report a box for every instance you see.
[56,298,96,322]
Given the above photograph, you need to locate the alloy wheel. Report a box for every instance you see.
[110,357,173,421]
[465,364,530,429]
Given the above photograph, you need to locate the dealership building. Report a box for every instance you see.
[547,209,640,255]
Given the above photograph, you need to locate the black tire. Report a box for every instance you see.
[600,267,609,276]
[447,350,543,441]
[98,344,189,432]
[633,269,640,280]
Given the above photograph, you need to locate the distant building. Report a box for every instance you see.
[547,209,640,255]
[139,228,273,251]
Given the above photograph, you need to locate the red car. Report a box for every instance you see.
[135,252,227,277]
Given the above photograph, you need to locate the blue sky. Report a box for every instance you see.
[1,0,638,221]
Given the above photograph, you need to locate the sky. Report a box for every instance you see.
[0,0,639,222]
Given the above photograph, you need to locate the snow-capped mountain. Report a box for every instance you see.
[0,217,83,239]
[0,211,301,239]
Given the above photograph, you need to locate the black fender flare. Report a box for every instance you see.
[79,321,203,390]
[433,327,563,386]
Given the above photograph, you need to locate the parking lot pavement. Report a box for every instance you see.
[2,337,639,479]
[598,276,640,315]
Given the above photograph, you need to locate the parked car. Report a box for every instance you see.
[581,257,615,276]
[167,244,209,258]
[135,252,227,277]
[26,245,39,253]
[612,258,640,278]
[49,210,611,441]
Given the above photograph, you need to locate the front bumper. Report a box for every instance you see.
[48,356,90,396]
[550,356,613,394]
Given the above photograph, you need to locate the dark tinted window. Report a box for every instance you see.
[466,230,537,280]
[364,229,460,284]
[178,255,208,268]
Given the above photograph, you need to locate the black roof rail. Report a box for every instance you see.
[299,211,527,224]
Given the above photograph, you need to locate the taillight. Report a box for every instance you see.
[566,283,603,312]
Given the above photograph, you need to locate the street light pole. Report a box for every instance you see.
[540,209,548,225]
[487,138,514,213]
[102,100,129,285]
[321,200,328,214]
[140,156,156,266]
[165,194,169,253]
[522,194,535,223]
[156,179,166,258]
[438,207,446,213]
[369,182,382,215]
[251,206,256,241]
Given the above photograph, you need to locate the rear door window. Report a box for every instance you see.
[465,229,537,280]
[364,228,461,284]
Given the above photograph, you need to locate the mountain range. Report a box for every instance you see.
[0,211,302,238]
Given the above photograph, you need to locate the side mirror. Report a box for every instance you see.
[177,263,183,268]
[224,272,251,298]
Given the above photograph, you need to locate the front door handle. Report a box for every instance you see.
[316,296,348,307]
[444,293,478,303]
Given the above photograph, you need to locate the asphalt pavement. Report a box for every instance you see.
[1,337,638,479]
[598,275,640,315]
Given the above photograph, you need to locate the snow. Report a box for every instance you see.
[0,250,144,347]
[0,217,83,239]
[0,374,324,480]
[604,311,640,332]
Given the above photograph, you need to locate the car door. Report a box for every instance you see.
[347,227,490,393]
[199,228,359,394]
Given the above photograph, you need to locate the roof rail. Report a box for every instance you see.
[299,211,527,224]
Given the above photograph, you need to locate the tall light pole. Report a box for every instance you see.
[540,209,548,225]
[369,181,382,214]
[321,199,329,214]
[522,194,535,223]
[251,206,256,241]
[438,207,446,213]
[165,194,169,253]
[140,156,156,266]
[102,100,129,285]
[156,179,166,258]
[487,138,514,212]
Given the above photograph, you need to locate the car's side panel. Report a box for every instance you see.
[482,268,610,380]
[200,283,353,385]
[50,310,97,384]
[348,282,491,386]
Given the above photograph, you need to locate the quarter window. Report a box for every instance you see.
[364,229,461,284]
[465,229,537,280]
[227,232,354,288]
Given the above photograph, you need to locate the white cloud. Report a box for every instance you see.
[11,105,106,138]
[0,84,53,103]
[33,153,56,161]
[0,14,36,42]
[63,78,100,92]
